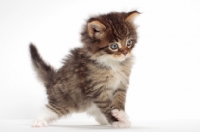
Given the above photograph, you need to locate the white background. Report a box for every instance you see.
[0,0,200,131]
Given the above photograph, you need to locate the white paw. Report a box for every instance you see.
[32,117,48,127]
[111,109,128,122]
[111,109,131,128]
[112,120,131,128]
[95,117,109,125]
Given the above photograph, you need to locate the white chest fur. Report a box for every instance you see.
[106,69,128,91]
[95,55,130,92]
[88,54,132,100]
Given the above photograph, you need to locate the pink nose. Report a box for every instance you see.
[123,51,128,56]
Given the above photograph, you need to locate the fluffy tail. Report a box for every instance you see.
[29,43,56,87]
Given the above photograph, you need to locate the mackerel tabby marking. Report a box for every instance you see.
[30,11,139,126]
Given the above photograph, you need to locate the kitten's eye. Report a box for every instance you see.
[110,43,118,50]
[126,40,133,47]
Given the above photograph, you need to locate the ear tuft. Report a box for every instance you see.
[87,20,106,39]
[125,11,140,23]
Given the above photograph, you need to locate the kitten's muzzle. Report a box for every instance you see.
[122,51,128,56]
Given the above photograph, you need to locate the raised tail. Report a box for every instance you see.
[29,43,56,87]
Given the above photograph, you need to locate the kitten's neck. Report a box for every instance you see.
[87,51,132,71]
[95,55,121,71]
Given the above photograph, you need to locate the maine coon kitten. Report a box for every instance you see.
[30,11,139,128]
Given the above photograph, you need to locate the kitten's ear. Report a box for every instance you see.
[125,11,140,23]
[87,20,106,39]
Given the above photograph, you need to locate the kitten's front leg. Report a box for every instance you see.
[92,90,118,125]
[111,88,131,128]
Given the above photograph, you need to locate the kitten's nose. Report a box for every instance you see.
[123,51,128,56]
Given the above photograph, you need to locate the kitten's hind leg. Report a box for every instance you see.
[32,105,59,127]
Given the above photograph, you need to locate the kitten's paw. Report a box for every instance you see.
[32,118,48,127]
[95,117,109,125]
[112,120,131,128]
[111,109,128,122]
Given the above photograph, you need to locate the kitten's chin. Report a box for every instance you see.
[111,54,130,62]
[112,56,126,62]
[90,53,131,68]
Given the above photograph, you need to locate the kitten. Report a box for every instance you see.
[30,11,139,128]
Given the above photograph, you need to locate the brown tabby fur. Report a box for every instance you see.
[30,11,139,125]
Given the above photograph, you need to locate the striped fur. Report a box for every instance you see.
[30,11,139,127]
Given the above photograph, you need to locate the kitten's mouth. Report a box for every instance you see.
[113,55,127,62]
[118,56,127,61]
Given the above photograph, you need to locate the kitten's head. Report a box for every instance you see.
[81,11,139,63]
